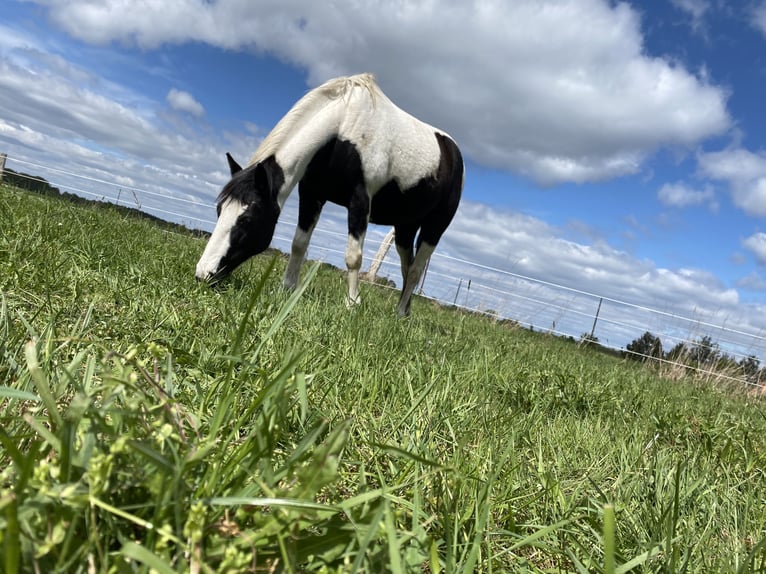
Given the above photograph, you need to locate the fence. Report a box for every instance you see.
[2,153,765,391]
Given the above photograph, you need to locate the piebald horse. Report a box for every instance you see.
[195,73,464,316]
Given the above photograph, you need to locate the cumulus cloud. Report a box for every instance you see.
[657,181,717,211]
[439,201,739,308]
[166,88,204,117]
[743,232,766,265]
[26,0,731,185]
[698,148,766,217]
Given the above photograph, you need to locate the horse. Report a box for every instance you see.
[195,73,464,316]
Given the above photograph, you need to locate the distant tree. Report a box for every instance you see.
[665,341,689,362]
[715,352,738,373]
[689,336,720,368]
[740,354,761,383]
[625,331,663,362]
[2,168,60,196]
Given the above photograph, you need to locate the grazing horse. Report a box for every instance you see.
[195,73,464,316]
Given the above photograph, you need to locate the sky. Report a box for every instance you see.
[2,0,766,365]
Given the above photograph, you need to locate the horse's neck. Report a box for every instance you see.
[273,103,346,209]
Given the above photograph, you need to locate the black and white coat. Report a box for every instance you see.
[196,73,464,316]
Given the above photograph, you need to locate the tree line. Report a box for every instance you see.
[625,331,763,386]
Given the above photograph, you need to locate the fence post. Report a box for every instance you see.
[0,153,7,182]
[453,278,463,305]
[590,297,603,341]
[367,228,395,282]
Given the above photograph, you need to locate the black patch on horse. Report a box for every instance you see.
[298,133,462,245]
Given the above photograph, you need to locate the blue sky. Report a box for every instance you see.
[2,0,766,359]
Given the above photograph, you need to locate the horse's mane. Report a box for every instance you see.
[249,73,379,166]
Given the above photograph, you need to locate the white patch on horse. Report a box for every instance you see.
[252,74,443,204]
[195,198,246,281]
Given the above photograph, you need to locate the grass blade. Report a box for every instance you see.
[604,504,616,574]
[3,494,20,574]
[0,386,41,402]
[121,541,177,574]
[24,340,63,427]
[204,496,341,514]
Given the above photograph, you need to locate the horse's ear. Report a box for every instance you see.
[226,152,243,176]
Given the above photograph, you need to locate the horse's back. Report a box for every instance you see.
[299,74,463,233]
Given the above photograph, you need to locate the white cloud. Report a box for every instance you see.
[751,1,766,37]
[671,0,710,19]
[0,23,45,53]
[439,201,739,309]
[167,88,204,117]
[26,0,731,185]
[0,37,258,214]
[737,271,766,291]
[657,181,717,210]
[670,0,711,32]
[698,147,766,217]
[743,232,766,265]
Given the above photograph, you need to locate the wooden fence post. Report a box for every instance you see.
[0,153,7,182]
[367,228,395,282]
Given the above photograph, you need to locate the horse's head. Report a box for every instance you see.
[195,153,283,283]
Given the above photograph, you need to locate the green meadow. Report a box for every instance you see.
[1,183,765,573]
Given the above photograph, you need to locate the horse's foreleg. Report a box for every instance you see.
[284,188,323,290]
[345,233,365,306]
[397,241,435,317]
[284,226,314,289]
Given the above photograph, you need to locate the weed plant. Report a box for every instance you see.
[1,184,765,572]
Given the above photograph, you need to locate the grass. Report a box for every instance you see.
[1,183,765,572]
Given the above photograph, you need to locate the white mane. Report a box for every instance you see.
[249,73,379,166]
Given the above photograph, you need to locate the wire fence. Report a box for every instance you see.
[2,153,765,391]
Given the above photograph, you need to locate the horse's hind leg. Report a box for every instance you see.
[394,225,416,282]
[284,187,324,289]
[393,224,416,314]
[397,235,435,317]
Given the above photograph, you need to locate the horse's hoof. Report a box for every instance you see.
[345,295,362,308]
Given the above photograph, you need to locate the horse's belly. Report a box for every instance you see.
[368,177,440,226]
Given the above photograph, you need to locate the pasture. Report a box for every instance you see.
[1,183,765,573]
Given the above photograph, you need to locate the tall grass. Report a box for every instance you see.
[1,184,765,572]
